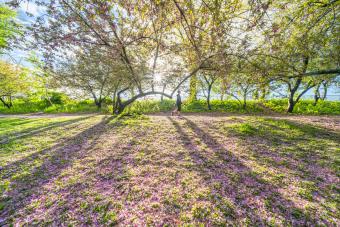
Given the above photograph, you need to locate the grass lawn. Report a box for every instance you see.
[0,113,339,225]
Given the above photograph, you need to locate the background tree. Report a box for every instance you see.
[198,71,219,110]
[0,60,30,108]
[249,0,340,112]
[225,75,256,110]
[55,47,126,109]
[27,53,55,105]
[0,4,21,53]
[313,77,335,105]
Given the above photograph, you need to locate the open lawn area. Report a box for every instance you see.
[0,113,339,226]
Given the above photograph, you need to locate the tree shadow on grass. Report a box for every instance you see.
[220,117,339,175]
[0,115,115,224]
[264,118,339,140]
[167,116,318,226]
[217,117,339,209]
[17,120,150,225]
[0,115,94,144]
[0,118,36,128]
[207,117,339,224]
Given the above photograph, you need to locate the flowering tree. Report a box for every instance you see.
[0,60,29,108]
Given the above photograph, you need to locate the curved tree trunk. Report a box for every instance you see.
[0,96,13,109]
[115,89,172,114]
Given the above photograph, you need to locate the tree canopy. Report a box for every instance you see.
[0,4,21,53]
[0,60,29,108]
[2,0,339,112]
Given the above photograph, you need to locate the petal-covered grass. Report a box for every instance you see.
[0,113,339,226]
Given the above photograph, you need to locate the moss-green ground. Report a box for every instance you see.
[0,113,339,226]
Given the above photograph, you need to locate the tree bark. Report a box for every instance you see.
[286,56,310,113]
[188,74,198,102]
[0,96,12,109]
[93,96,102,109]
[286,79,315,113]
[115,89,172,114]
[112,92,116,115]
[286,78,301,113]
[287,96,295,113]
[95,99,102,109]
[207,84,212,110]
[243,95,247,109]
[160,84,166,101]
[321,81,328,100]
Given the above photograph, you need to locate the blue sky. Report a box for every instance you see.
[0,0,44,67]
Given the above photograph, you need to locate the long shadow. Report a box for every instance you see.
[0,115,94,144]
[0,115,115,224]
[23,119,149,225]
[221,117,339,171]
[217,118,339,205]
[0,116,96,175]
[265,117,340,140]
[168,116,315,225]
[0,118,36,128]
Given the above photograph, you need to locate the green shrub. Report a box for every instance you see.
[182,100,263,113]
[124,99,175,114]
[0,99,47,113]
[43,101,107,113]
[0,98,109,114]
[264,99,340,115]
[0,96,339,115]
[49,92,70,105]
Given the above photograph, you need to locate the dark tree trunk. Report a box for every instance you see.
[91,90,102,109]
[94,98,102,109]
[160,84,166,102]
[286,78,302,113]
[313,95,320,106]
[207,84,212,110]
[242,86,249,109]
[0,96,12,109]
[286,78,315,113]
[112,92,116,115]
[115,101,126,114]
[114,94,123,114]
[286,56,311,113]
[287,97,295,113]
[243,94,247,109]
